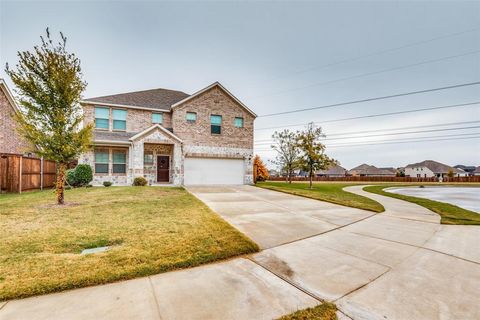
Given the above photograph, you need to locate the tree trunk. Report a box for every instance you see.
[309,167,313,189]
[56,163,66,205]
[288,167,292,184]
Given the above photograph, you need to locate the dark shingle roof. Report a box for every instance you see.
[316,164,347,175]
[94,131,136,142]
[83,88,190,111]
[348,164,396,176]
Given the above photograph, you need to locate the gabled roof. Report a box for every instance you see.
[348,164,396,176]
[171,82,257,117]
[81,88,190,111]
[0,79,20,113]
[129,124,183,143]
[316,164,347,175]
[474,166,480,174]
[405,160,463,174]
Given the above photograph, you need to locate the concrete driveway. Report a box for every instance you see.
[1,185,479,320]
[189,185,480,319]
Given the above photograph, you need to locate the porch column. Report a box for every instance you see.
[131,141,144,183]
[172,143,183,186]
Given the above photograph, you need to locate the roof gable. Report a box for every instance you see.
[406,160,462,173]
[129,124,183,143]
[0,79,20,113]
[171,82,257,118]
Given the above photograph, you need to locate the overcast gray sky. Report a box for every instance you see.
[1,0,479,169]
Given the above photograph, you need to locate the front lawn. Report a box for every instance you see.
[257,182,384,213]
[364,185,480,225]
[278,303,337,320]
[0,187,258,301]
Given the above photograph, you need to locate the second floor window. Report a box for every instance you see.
[95,107,109,129]
[186,112,197,122]
[113,109,127,130]
[152,113,163,124]
[113,151,126,174]
[210,115,222,134]
[95,150,109,174]
[234,117,244,128]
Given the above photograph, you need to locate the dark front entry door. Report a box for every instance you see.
[157,156,170,182]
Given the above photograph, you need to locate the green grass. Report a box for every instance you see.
[277,303,337,320]
[257,182,384,213]
[0,187,258,301]
[364,185,480,225]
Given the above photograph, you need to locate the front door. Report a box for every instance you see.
[157,156,170,182]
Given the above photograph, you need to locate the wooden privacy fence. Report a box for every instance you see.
[0,153,57,193]
[268,176,480,183]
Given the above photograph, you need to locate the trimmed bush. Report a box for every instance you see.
[75,164,93,186]
[133,176,147,186]
[66,169,76,186]
[103,181,112,187]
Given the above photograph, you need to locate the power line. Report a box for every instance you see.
[250,50,480,99]
[258,81,480,118]
[255,101,480,131]
[254,120,480,142]
[254,125,480,145]
[270,26,480,80]
[254,133,480,151]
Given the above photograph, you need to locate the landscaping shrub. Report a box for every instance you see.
[133,176,147,186]
[103,181,112,187]
[74,164,93,186]
[66,169,76,186]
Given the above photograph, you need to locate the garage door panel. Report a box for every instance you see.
[184,158,245,185]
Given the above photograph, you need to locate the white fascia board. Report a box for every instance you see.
[80,100,171,113]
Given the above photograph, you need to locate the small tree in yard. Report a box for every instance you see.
[253,155,269,182]
[271,129,301,183]
[447,169,455,178]
[6,29,92,204]
[297,123,336,189]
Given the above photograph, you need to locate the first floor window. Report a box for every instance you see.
[234,117,244,128]
[210,114,222,134]
[113,109,127,130]
[95,107,109,129]
[113,151,127,174]
[144,152,154,164]
[95,150,109,173]
[152,113,163,124]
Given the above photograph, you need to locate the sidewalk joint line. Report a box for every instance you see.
[148,277,163,320]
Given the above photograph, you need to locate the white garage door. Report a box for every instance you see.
[184,157,245,185]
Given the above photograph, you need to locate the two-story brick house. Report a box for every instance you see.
[0,79,32,155]
[79,82,256,185]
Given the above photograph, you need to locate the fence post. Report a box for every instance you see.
[18,155,23,194]
[40,157,44,191]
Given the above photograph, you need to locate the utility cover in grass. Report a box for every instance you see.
[81,246,110,255]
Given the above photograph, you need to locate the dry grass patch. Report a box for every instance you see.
[0,187,258,301]
[278,303,337,320]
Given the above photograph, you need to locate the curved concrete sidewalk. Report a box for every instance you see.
[1,185,479,320]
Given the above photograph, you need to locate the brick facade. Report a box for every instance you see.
[0,85,32,154]
[172,86,254,149]
[83,104,172,131]
[81,83,255,185]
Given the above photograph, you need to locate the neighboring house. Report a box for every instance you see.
[347,164,396,177]
[0,79,32,155]
[316,164,347,177]
[268,169,279,177]
[79,82,256,186]
[405,160,467,178]
[474,166,480,176]
[454,165,477,176]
